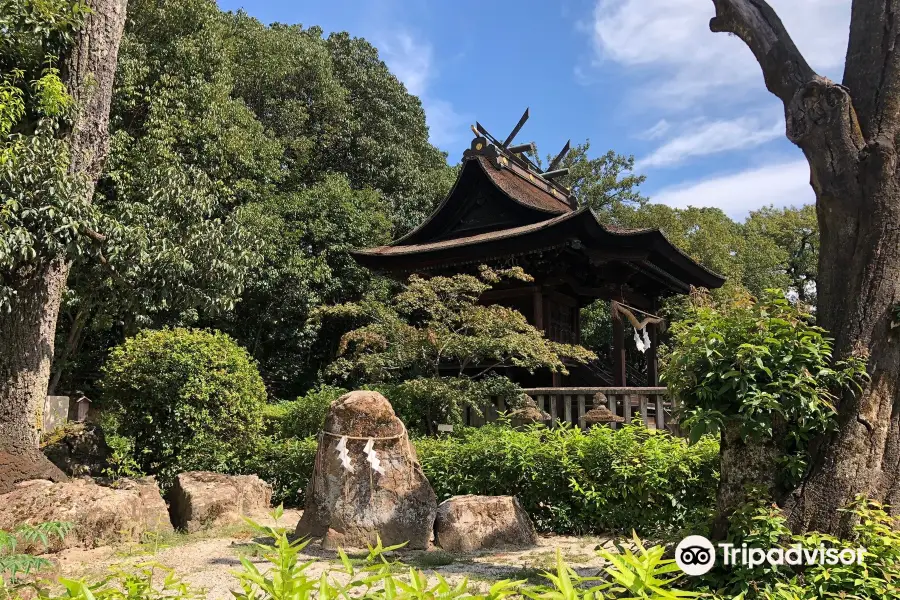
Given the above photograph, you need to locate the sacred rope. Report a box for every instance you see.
[314,422,417,490]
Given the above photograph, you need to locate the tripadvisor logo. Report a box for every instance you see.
[675,535,866,577]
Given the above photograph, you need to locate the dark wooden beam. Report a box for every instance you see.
[533,287,544,331]
[549,140,571,171]
[631,260,690,294]
[481,285,540,301]
[647,322,659,386]
[612,313,626,386]
[502,107,530,147]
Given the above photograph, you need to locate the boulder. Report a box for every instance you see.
[168,471,272,533]
[296,390,437,549]
[434,495,537,552]
[42,422,110,477]
[0,477,172,551]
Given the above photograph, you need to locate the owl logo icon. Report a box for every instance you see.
[675,535,716,576]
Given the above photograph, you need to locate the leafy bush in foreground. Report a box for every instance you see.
[692,497,900,599]
[1,521,72,596]
[100,328,267,486]
[417,422,718,536]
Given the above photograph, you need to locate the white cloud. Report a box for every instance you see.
[379,32,433,97]
[635,116,783,170]
[651,160,814,219]
[378,31,468,150]
[637,119,671,140]
[592,0,850,106]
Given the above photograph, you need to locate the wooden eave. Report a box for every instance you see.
[352,208,726,293]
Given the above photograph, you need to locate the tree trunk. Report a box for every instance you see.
[712,418,787,540]
[0,261,70,491]
[708,0,900,536]
[0,0,127,492]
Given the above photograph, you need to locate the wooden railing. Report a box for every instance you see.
[463,387,678,433]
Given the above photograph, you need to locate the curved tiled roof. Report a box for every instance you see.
[475,156,573,214]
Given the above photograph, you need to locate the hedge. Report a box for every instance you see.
[259,422,718,536]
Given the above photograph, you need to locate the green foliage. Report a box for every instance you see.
[51,0,456,395]
[527,541,698,600]
[535,140,647,214]
[262,386,347,439]
[319,268,595,433]
[0,1,95,311]
[227,174,393,396]
[693,497,900,599]
[0,520,72,591]
[38,563,202,600]
[241,436,319,507]
[379,375,524,435]
[664,290,867,488]
[744,205,818,305]
[591,535,698,599]
[416,423,719,535]
[100,328,266,485]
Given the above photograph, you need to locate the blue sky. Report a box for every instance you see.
[216,0,852,220]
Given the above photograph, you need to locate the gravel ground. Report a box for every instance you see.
[49,510,621,599]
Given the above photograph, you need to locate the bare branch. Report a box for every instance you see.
[709,0,819,104]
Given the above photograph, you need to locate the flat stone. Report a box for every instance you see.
[435,495,537,552]
[168,471,272,533]
[0,477,172,551]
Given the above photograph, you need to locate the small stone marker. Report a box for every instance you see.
[437,424,453,433]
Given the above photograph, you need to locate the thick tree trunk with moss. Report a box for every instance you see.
[708,0,900,536]
[712,419,787,540]
[0,0,127,493]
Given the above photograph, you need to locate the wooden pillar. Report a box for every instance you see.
[612,313,626,386]
[532,288,544,331]
[574,299,581,344]
[647,321,659,386]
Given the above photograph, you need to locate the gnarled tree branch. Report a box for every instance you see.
[709,0,818,104]
[843,0,900,140]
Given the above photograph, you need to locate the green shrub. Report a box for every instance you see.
[374,376,524,435]
[694,497,900,599]
[37,563,201,600]
[262,386,347,438]
[100,328,267,486]
[242,436,318,507]
[665,290,867,491]
[242,422,718,536]
[416,422,719,536]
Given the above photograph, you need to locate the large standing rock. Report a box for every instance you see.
[434,495,537,552]
[0,477,172,551]
[168,471,272,533]
[296,390,437,549]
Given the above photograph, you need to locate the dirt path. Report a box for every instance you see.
[51,510,619,599]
